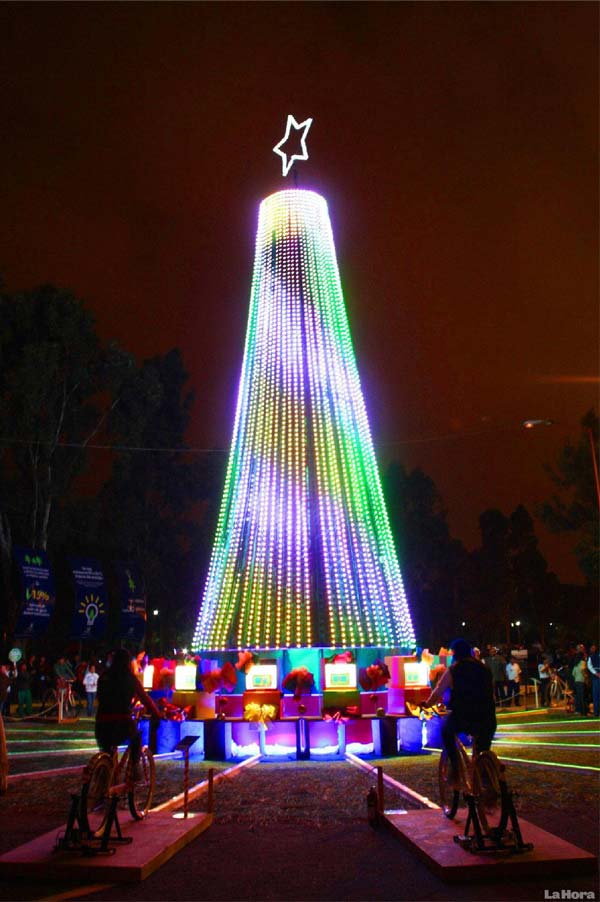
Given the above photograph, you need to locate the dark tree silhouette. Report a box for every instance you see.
[539,409,599,585]
[0,284,135,635]
[463,505,561,647]
[383,461,466,649]
[93,349,222,651]
[0,284,223,651]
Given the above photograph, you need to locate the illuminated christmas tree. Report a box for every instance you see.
[192,120,414,652]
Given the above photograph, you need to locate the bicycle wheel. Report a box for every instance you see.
[62,694,81,720]
[473,751,503,834]
[128,747,155,820]
[438,741,470,818]
[80,752,113,836]
[40,688,58,715]
[438,751,460,817]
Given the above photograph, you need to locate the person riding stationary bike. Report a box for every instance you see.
[425,637,496,786]
[95,649,161,778]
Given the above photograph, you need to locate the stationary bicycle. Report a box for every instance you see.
[58,710,155,855]
[438,727,533,854]
[408,703,533,855]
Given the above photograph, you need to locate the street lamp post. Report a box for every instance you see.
[151,609,160,654]
[522,419,554,429]
[510,620,522,646]
[523,417,600,509]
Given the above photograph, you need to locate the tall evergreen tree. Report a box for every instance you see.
[539,409,599,585]
[95,349,218,651]
[0,284,134,635]
[508,505,561,647]
[464,505,560,646]
[383,461,466,649]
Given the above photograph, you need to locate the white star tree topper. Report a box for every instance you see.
[273,115,313,177]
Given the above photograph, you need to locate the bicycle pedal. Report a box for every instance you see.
[453,834,470,845]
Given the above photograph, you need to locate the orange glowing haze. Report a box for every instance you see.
[0,3,597,585]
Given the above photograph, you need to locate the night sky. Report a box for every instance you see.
[0,3,597,583]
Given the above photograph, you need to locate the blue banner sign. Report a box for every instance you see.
[116,562,146,643]
[14,548,56,637]
[70,558,108,640]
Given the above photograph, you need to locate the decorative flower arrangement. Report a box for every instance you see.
[244,702,277,726]
[282,666,315,701]
[325,650,354,664]
[150,657,176,689]
[200,661,237,693]
[235,650,259,673]
[157,698,193,722]
[358,659,390,692]
[429,664,446,689]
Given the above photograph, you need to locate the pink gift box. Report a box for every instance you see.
[384,655,418,688]
[214,694,243,718]
[386,686,430,715]
[359,691,388,715]
[281,694,322,717]
[386,687,405,713]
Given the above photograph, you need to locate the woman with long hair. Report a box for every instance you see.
[95,648,161,768]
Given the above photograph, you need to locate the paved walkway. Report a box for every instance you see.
[24,818,600,902]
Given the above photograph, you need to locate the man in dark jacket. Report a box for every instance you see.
[15,663,33,716]
[487,647,507,707]
[425,638,496,781]
[0,665,9,792]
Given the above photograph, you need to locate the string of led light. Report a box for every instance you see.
[192,189,415,651]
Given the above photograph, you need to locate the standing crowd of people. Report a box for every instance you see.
[0,647,159,796]
[0,651,114,719]
[423,634,599,789]
[480,642,599,717]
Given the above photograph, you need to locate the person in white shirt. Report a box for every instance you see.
[538,656,552,708]
[587,645,600,717]
[506,658,521,707]
[83,664,99,717]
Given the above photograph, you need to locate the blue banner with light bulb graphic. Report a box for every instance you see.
[69,558,108,640]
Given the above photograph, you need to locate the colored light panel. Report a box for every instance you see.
[142,665,154,690]
[192,189,415,651]
[403,662,430,686]
[324,663,357,690]
[175,664,197,691]
[246,664,278,690]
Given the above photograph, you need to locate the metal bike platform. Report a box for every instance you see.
[0,810,212,883]
[381,809,596,882]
